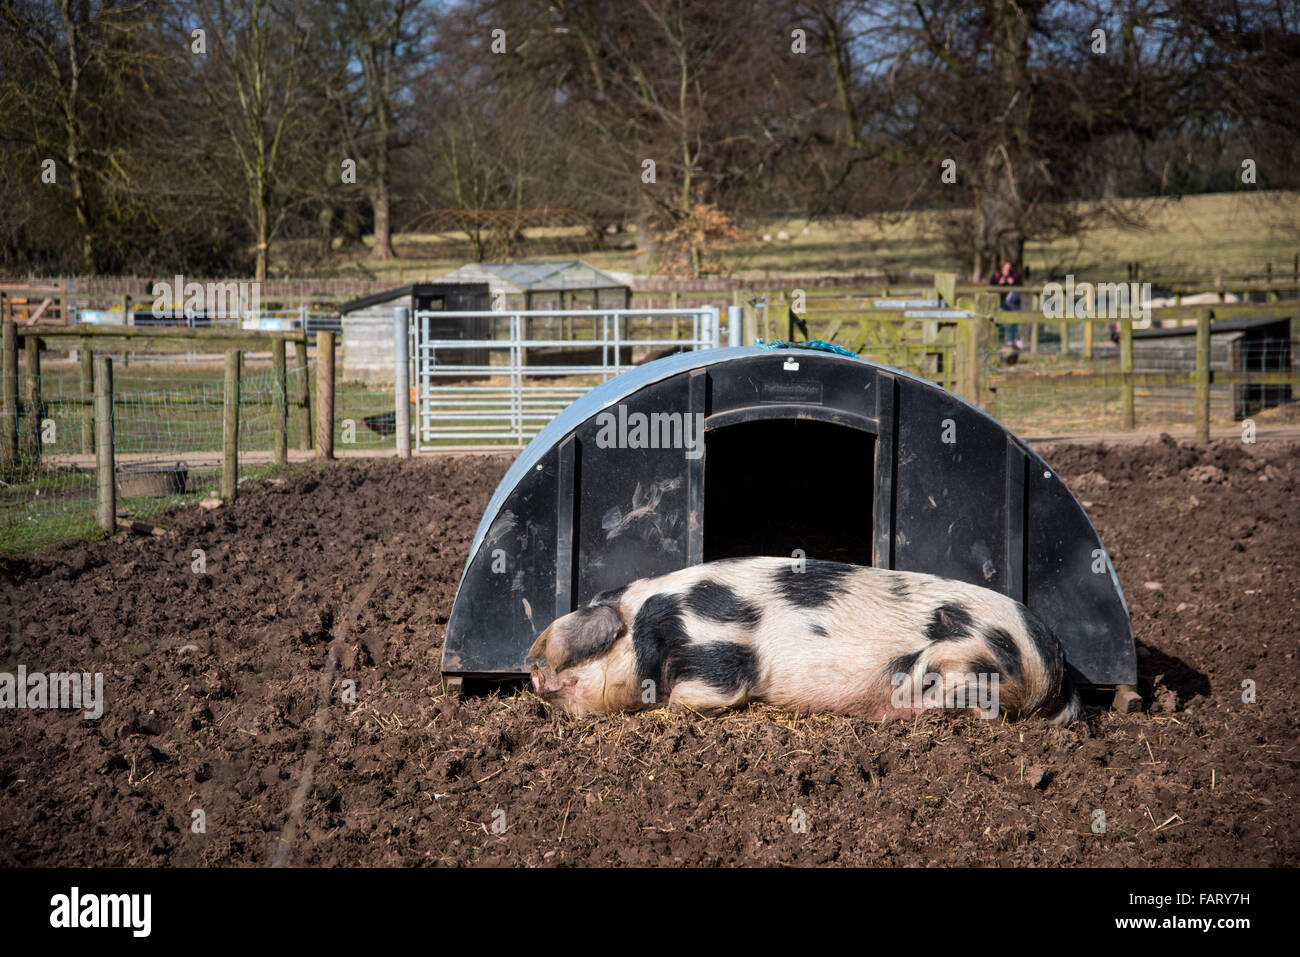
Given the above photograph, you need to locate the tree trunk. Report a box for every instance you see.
[973,0,1033,276]
[975,159,1025,279]
[342,207,362,248]
[59,11,95,272]
[369,112,395,260]
[824,13,862,149]
[318,204,335,254]
[256,195,269,282]
[69,142,96,272]
[635,207,656,263]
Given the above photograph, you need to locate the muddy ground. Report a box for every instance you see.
[1,436,1296,866]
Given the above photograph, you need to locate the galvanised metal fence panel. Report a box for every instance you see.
[414,308,720,449]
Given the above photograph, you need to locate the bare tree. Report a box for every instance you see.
[409,61,554,260]
[0,0,153,271]
[468,0,811,274]
[329,0,425,260]
[182,0,319,280]
[796,0,1253,277]
[0,0,1295,277]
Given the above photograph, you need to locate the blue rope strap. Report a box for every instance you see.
[754,338,861,359]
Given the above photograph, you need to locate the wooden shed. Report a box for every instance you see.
[1133,316,1293,420]
[339,283,489,382]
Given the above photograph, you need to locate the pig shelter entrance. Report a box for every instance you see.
[703,419,874,565]
[442,346,1138,695]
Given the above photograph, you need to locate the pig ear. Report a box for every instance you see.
[526,626,552,666]
[547,603,625,671]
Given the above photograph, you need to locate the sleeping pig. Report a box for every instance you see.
[527,557,1081,724]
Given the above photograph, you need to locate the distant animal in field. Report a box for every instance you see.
[362,411,398,436]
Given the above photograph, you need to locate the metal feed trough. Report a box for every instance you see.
[442,346,1138,706]
[117,461,188,498]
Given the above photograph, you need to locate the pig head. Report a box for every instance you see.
[527,602,643,715]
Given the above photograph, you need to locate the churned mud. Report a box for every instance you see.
[1,435,1296,866]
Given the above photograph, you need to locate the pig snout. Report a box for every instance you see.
[526,635,579,701]
[529,663,569,696]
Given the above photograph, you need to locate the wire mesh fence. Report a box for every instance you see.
[984,334,1298,434]
[1,374,95,553]
[3,317,1294,553]
[333,380,402,451]
[0,357,306,554]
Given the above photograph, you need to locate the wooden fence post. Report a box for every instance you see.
[294,336,312,450]
[934,272,957,307]
[1194,309,1211,444]
[743,300,759,345]
[222,349,240,500]
[976,294,999,404]
[24,335,41,460]
[316,330,335,460]
[272,337,287,467]
[1119,317,1134,429]
[963,317,977,403]
[1,321,16,471]
[94,356,115,532]
[1082,286,1095,360]
[963,314,989,405]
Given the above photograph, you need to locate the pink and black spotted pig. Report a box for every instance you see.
[527,557,1081,724]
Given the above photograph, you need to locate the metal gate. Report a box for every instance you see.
[413,307,720,449]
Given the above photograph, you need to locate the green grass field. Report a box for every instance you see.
[721,191,1300,281]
